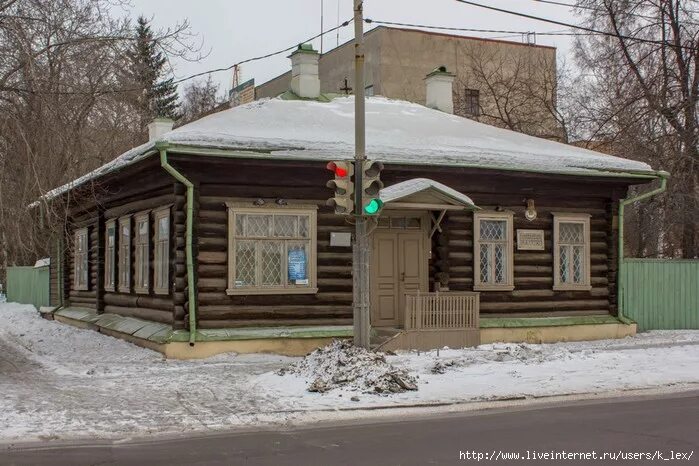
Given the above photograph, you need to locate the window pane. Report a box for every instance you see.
[107,227,115,247]
[235,241,256,287]
[480,220,506,241]
[390,217,406,229]
[287,242,309,284]
[560,222,583,244]
[572,245,584,284]
[158,216,169,238]
[138,220,148,238]
[274,215,297,237]
[299,216,310,238]
[260,241,283,286]
[406,217,421,229]
[122,224,130,239]
[246,215,270,237]
[494,244,506,283]
[235,215,244,236]
[559,246,569,283]
[479,244,491,283]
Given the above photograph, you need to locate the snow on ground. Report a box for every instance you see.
[1,302,699,443]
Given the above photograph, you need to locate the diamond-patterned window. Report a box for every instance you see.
[474,212,513,290]
[554,214,591,290]
[227,205,317,294]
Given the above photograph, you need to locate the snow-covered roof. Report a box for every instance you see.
[39,95,657,203]
[380,178,477,209]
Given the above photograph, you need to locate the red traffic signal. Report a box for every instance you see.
[326,161,350,178]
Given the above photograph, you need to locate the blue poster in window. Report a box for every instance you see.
[288,247,307,283]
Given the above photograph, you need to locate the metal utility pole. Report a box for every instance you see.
[353,0,370,349]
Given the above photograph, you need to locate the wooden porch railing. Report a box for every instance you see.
[404,292,480,330]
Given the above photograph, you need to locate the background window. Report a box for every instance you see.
[474,212,514,291]
[464,88,480,117]
[227,205,317,295]
[105,220,116,291]
[134,213,149,294]
[153,208,170,295]
[118,217,131,292]
[74,228,88,290]
[553,213,591,290]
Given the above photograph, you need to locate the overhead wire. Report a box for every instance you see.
[9,17,353,96]
[454,0,698,51]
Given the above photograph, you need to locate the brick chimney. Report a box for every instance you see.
[148,117,174,142]
[425,66,455,114]
[289,43,320,99]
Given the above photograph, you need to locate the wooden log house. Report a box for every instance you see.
[39,47,664,357]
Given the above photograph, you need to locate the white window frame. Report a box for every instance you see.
[134,211,150,294]
[153,206,171,295]
[553,213,592,291]
[105,219,116,291]
[226,203,318,296]
[118,216,131,293]
[74,227,89,291]
[473,211,514,291]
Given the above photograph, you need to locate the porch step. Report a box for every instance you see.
[370,327,403,351]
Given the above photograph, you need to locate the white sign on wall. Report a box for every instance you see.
[517,229,545,251]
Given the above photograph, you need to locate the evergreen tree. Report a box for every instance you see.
[126,16,180,126]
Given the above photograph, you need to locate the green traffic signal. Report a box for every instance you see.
[363,198,383,215]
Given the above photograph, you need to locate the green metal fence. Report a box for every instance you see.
[620,259,699,332]
[6,266,50,309]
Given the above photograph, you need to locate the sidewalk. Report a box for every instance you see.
[2,302,698,443]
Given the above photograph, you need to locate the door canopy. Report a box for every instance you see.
[379,178,479,211]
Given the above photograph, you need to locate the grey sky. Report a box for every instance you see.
[124,0,578,95]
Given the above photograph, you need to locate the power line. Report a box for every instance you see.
[10,18,353,96]
[366,18,594,38]
[455,0,698,51]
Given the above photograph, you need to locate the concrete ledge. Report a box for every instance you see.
[480,322,637,344]
[51,307,351,359]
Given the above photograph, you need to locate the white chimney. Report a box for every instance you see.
[425,66,455,114]
[289,43,320,99]
[148,118,174,142]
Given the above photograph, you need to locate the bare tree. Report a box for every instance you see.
[0,0,201,282]
[180,75,223,123]
[454,43,569,141]
[573,0,699,258]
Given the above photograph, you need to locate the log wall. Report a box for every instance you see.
[63,158,179,324]
[60,154,643,329]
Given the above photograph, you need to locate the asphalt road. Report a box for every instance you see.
[3,391,698,466]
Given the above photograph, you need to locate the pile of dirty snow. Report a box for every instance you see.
[278,340,417,394]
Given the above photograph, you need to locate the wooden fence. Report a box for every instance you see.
[6,265,50,309]
[620,259,699,332]
[405,292,480,330]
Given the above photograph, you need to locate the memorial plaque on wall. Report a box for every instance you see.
[517,229,545,250]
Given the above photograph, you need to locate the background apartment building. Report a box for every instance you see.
[255,26,563,140]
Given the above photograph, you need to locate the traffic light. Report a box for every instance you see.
[361,160,384,216]
[326,161,354,215]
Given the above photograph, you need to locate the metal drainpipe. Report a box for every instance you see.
[617,171,670,321]
[157,143,197,345]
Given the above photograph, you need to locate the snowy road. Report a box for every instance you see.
[1,303,699,444]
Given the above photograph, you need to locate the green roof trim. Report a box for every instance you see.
[480,314,631,329]
[426,65,455,78]
[290,43,319,56]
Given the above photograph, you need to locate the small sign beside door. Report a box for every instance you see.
[517,229,545,250]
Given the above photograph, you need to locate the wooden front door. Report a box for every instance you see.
[371,230,427,327]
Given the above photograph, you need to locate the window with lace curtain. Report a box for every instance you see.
[473,211,514,291]
[553,213,591,290]
[226,203,318,295]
